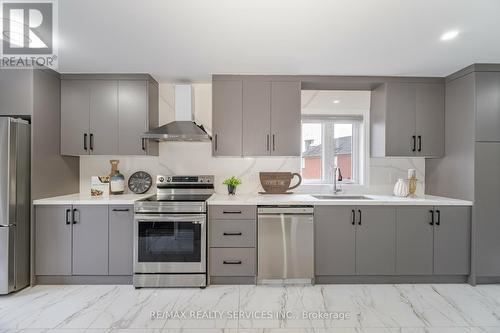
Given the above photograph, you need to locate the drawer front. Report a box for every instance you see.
[210,205,256,220]
[209,248,256,276]
[210,219,256,248]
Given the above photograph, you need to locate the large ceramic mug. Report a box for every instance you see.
[259,172,302,193]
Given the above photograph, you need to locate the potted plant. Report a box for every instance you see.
[223,176,242,195]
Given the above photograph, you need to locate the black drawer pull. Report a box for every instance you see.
[65,209,71,225]
[223,210,242,214]
[223,260,242,265]
[412,135,416,152]
[417,135,422,152]
[112,209,130,212]
[436,210,441,226]
[358,209,362,225]
[351,209,355,225]
[72,209,78,224]
[223,232,242,236]
[429,210,435,225]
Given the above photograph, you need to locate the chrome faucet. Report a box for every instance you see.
[333,167,342,194]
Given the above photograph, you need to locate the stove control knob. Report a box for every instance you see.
[167,177,171,182]
[159,177,165,183]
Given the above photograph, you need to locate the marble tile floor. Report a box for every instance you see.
[1,284,500,333]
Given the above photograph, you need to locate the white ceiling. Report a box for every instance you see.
[58,0,500,82]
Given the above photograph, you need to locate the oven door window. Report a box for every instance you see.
[138,221,201,262]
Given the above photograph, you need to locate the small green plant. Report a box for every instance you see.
[223,176,242,187]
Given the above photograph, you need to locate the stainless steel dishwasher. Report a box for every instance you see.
[257,206,314,284]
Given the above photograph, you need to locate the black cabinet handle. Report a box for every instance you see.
[223,260,242,265]
[223,210,242,214]
[112,208,130,212]
[412,135,416,152]
[141,138,146,151]
[429,210,435,225]
[223,232,242,236]
[272,134,276,151]
[417,135,422,152]
[214,134,218,151]
[72,209,78,224]
[351,209,356,225]
[83,133,88,151]
[358,209,362,225]
[65,209,71,225]
[266,134,270,151]
[89,133,94,151]
[436,210,441,225]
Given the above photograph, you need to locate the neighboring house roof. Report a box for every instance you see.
[303,136,352,157]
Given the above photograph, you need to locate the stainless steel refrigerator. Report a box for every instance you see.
[0,117,30,295]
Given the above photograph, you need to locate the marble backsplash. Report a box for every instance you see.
[79,149,425,196]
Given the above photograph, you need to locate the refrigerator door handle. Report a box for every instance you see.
[0,224,16,227]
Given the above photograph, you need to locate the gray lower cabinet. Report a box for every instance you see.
[209,248,256,276]
[61,74,159,156]
[355,206,396,275]
[396,207,434,275]
[315,206,396,275]
[212,80,243,156]
[433,206,470,275]
[35,205,72,276]
[72,205,109,275]
[108,205,134,275]
[316,205,470,278]
[209,205,257,282]
[315,206,356,275]
[36,204,134,279]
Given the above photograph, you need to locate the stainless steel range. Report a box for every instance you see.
[134,175,214,288]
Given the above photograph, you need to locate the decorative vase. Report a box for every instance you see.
[393,178,409,197]
[227,185,236,195]
[109,160,124,195]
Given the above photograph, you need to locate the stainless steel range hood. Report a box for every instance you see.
[142,84,211,142]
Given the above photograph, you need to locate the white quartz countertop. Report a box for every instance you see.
[206,193,473,206]
[33,193,473,206]
[32,193,152,205]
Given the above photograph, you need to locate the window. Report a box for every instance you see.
[301,115,363,184]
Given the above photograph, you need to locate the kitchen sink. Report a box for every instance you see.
[312,195,372,200]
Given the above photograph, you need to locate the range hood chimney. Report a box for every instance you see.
[142,84,211,142]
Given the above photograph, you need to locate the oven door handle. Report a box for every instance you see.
[135,214,206,223]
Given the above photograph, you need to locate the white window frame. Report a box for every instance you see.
[301,115,363,185]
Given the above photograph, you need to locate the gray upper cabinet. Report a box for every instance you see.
[61,74,159,156]
[315,206,356,275]
[118,80,153,155]
[109,205,134,276]
[433,206,470,275]
[89,80,119,155]
[396,206,434,275]
[61,80,90,156]
[355,206,396,275]
[242,80,271,156]
[416,83,445,157]
[213,76,301,157]
[371,81,444,158]
[271,81,301,156]
[476,72,500,142]
[35,205,72,276]
[383,83,416,157]
[212,79,243,156]
[72,205,109,275]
